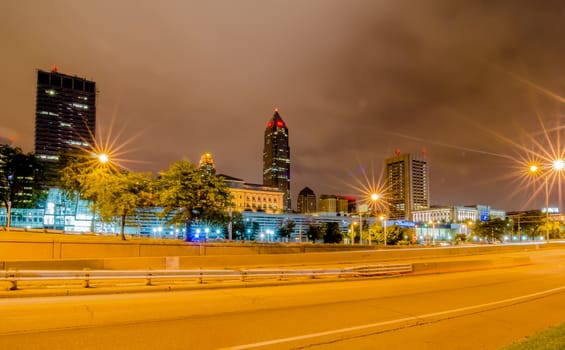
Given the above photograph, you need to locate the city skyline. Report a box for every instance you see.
[1,1,563,211]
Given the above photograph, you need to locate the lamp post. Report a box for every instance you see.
[359,213,363,245]
[529,159,564,241]
[370,193,380,246]
[6,174,13,229]
[428,220,436,245]
[358,204,368,245]
[228,207,233,241]
[380,215,387,246]
[350,220,357,245]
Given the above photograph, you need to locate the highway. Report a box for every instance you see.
[0,250,563,349]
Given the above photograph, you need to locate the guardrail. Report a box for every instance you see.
[0,264,413,291]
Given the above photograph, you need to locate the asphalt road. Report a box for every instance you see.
[0,250,563,350]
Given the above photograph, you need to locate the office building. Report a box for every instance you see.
[221,174,284,214]
[0,144,42,209]
[35,67,96,184]
[297,187,317,214]
[385,151,429,221]
[262,108,291,210]
[318,194,356,216]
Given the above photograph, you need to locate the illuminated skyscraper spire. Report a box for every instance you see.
[263,108,291,211]
[198,152,216,175]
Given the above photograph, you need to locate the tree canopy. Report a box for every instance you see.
[306,223,324,243]
[472,217,508,242]
[323,222,343,243]
[156,160,232,240]
[278,219,295,242]
[59,153,154,240]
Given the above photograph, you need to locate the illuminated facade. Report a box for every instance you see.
[297,187,317,214]
[263,109,291,211]
[318,195,356,216]
[221,175,283,214]
[198,152,216,175]
[385,152,429,221]
[412,206,478,223]
[35,67,96,162]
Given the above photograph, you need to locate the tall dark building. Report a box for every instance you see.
[35,67,96,163]
[385,151,429,221]
[263,108,291,211]
[297,187,316,214]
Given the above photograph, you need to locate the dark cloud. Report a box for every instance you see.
[0,0,563,211]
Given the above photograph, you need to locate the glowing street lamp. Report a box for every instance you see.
[98,153,109,164]
[528,159,564,241]
[369,193,380,245]
[380,215,387,246]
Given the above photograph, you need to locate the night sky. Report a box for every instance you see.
[1,0,563,211]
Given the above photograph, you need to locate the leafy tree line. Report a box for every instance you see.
[470,215,563,241]
[60,157,232,240]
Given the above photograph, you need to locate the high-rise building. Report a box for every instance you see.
[297,187,316,214]
[385,151,429,221]
[0,144,43,208]
[35,67,96,163]
[263,108,291,211]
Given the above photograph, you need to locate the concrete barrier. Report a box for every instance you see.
[0,232,560,269]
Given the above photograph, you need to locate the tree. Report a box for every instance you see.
[510,212,546,240]
[454,233,468,243]
[91,171,153,240]
[323,222,343,243]
[306,223,324,243]
[157,160,232,241]
[227,211,245,240]
[385,225,408,245]
[472,217,508,242]
[278,219,295,242]
[60,152,154,240]
[245,221,260,241]
[369,222,384,244]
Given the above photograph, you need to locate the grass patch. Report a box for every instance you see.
[502,322,565,350]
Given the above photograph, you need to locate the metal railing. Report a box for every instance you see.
[0,264,413,291]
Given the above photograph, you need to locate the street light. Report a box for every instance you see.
[350,220,358,245]
[6,174,13,230]
[98,153,109,164]
[379,215,387,246]
[428,220,436,245]
[370,193,379,246]
[529,159,564,241]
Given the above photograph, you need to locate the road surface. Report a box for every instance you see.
[0,250,564,349]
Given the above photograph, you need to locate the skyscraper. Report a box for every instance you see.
[198,152,216,175]
[385,151,429,221]
[35,67,96,163]
[263,108,291,211]
[297,187,316,214]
